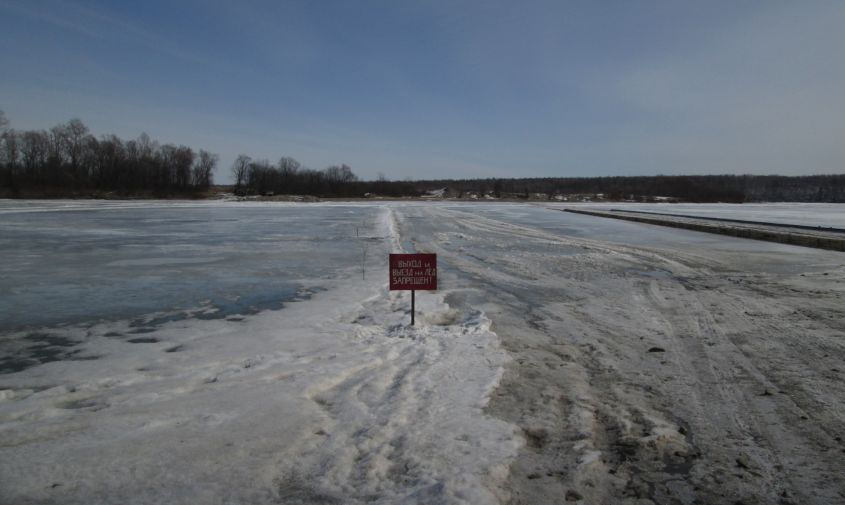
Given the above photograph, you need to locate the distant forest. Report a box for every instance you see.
[2,112,843,202]
[0,113,216,197]
[230,155,845,202]
[408,174,845,203]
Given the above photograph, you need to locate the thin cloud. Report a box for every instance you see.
[0,0,221,69]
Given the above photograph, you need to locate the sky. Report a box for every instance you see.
[1,0,844,183]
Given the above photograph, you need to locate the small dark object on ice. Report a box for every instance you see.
[566,489,583,501]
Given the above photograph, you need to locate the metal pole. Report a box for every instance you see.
[411,290,415,326]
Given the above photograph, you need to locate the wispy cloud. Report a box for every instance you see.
[0,0,222,69]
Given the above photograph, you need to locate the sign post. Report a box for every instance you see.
[389,253,437,326]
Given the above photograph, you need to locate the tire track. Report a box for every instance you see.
[394,204,845,505]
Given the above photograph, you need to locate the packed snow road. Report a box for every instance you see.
[1,201,843,505]
[398,204,845,505]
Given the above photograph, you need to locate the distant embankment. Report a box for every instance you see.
[563,208,845,252]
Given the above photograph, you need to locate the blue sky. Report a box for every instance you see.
[1,1,844,182]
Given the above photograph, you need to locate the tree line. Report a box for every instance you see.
[410,174,845,202]
[234,167,845,202]
[233,155,357,197]
[0,111,216,196]
[3,111,842,201]
[231,155,417,197]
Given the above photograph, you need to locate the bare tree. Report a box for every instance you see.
[277,156,300,193]
[340,164,356,183]
[173,145,194,189]
[137,132,155,159]
[65,119,89,177]
[231,154,250,192]
[325,164,357,183]
[2,129,19,187]
[192,149,217,188]
[21,130,49,183]
[278,156,301,175]
[48,124,68,171]
[0,110,10,184]
[94,135,125,188]
[246,159,273,194]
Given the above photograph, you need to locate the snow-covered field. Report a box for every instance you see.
[1,201,844,504]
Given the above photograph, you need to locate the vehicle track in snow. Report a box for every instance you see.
[394,204,845,505]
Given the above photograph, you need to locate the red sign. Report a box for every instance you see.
[389,253,437,291]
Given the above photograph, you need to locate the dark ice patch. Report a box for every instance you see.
[59,398,108,411]
[0,333,83,374]
[127,337,159,344]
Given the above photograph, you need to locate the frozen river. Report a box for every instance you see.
[0,202,383,331]
[7,200,823,332]
[1,200,844,505]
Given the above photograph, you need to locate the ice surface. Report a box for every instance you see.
[1,200,843,504]
[0,201,520,505]
[543,202,845,228]
[0,203,382,330]
[450,203,841,273]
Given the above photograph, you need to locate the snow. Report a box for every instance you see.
[0,201,520,504]
[543,202,845,228]
[456,203,845,274]
[2,199,844,504]
[390,203,845,504]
